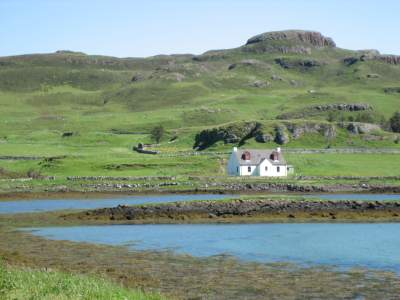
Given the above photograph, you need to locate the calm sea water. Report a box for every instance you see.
[0,194,230,214]
[27,223,400,272]
[1,193,400,214]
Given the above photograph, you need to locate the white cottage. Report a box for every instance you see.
[227,147,293,177]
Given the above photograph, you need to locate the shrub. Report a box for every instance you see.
[390,111,400,133]
[150,125,165,144]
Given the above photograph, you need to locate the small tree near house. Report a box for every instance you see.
[390,112,400,133]
[150,125,165,143]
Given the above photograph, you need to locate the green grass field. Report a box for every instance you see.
[0,30,400,184]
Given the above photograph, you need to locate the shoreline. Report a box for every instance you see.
[1,188,400,202]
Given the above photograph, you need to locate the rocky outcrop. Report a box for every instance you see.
[246,30,336,48]
[341,122,381,134]
[384,87,400,94]
[277,103,372,119]
[376,55,400,65]
[275,58,322,70]
[285,122,336,139]
[193,122,261,150]
[313,103,372,112]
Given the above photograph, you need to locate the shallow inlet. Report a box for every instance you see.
[0,194,231,214]
[1,193,400,214]
[27,223,400,273]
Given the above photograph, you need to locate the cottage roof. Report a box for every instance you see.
[234,149,287,166]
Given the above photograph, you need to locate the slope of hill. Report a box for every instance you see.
[0,30,399,182]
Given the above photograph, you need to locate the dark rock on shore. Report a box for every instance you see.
[81,198,400,222]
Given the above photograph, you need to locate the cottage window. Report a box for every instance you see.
[248,166,251,172]
[265,166,268,171]
[277,166,280,172]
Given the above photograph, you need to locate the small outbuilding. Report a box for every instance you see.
[227,147,293,177]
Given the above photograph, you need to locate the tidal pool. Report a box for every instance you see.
[0,194,230,214]
[27,223,400,272]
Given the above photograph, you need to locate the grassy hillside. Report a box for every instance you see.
[0,30,399,179]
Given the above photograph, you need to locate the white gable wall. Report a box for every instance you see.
[258,159,287,177]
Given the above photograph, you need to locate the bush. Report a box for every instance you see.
[26,169,43,179]
[150,125,165,144]
[390,111,400,133]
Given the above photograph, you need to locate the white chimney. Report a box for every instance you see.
[277,147,281,153]
[233,147,238,152]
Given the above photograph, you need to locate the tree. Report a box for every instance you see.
[390,112,400,133]
[150,125,165,143]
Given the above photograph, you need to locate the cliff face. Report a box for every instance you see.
[246,30,336,48]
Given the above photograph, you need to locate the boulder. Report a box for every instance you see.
[249,80,270,88]
[271,74,284,81]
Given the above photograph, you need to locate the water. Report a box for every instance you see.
[1,193,399,214]
[0,194,230,214]
[27,223,400,272]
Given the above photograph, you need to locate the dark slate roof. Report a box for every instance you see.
[234,149,287,166]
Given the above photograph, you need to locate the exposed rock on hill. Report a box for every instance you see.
[193,122,261,150]
[277,103,372,120]
[285,122,337,139]
[384,87,400,94]
[341,122,381,134]
[313,104,372,111]
[376,55,400,65]
[275,58,322,70]
[246,30,336,48]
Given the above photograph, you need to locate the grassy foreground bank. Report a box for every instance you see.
[0,259,166,300]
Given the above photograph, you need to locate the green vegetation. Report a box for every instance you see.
[150,125,165,143]
[390,111,400,132]
[0,30,400,188]
[0,259,165,300]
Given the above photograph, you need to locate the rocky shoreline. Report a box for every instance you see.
[74,198,400,223]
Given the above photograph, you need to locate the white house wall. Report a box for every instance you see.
[239,165,257,176]
[258,159,287,177]
[227,151,289,177]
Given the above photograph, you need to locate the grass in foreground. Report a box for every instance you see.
[0,259,166,300]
